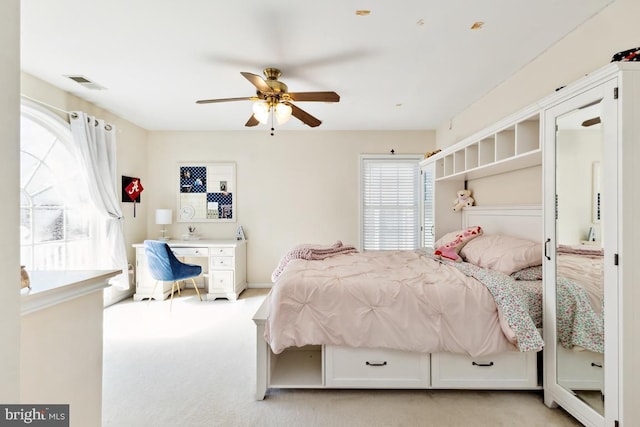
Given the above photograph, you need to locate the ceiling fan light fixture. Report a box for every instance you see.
[252,102,270,124]
[275,102,292,125]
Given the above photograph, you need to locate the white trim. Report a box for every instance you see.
[21,270,119,315]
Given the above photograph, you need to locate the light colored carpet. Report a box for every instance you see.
[102,289,582,427]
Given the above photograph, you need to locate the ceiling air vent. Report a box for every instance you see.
[64,75,106,90]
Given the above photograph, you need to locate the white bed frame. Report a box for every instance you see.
[253,205,542,400]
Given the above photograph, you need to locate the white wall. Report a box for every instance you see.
[556,130,602,244]
[147,131,433,283]
[0,0,20,402]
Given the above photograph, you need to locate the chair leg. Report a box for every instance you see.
[190,278,202,301]
[148,280,160,305]
[176,280,182,296]
[170,281,177,311]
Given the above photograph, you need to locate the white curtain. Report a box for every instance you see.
[70,112,129,289]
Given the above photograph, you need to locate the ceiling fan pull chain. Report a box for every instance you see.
[270,106,275,136]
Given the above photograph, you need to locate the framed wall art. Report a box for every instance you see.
[176,162,236,223]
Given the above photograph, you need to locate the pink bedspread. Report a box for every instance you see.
[264,250,520,357]
[271,240,358,282]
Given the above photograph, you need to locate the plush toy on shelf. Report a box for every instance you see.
[452,189,474,212]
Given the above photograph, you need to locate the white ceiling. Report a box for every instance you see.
[20,0,613,132]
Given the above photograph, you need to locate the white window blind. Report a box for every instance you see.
[422,164,435,248]
[361,155,421,250]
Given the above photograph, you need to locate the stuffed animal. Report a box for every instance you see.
[452,189,474,212]
[424,149,442,159]
[434,226,483,261]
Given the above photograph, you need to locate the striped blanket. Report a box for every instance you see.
[271,241,358,282]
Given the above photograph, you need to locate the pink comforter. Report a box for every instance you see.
[264,250,519,356]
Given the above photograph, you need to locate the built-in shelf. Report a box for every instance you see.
[425,113,541,182]
[270,346,323,388]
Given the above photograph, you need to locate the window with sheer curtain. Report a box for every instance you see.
[20,102,99,270]
[360,155,422,251]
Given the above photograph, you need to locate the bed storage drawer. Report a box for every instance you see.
[431,351,538,389]
[325,346,429,388]
[557,345,603,391]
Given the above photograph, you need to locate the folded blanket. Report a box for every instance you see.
[558,244,603,258]
[271,240,358,282]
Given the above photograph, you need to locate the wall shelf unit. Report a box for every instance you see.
[427,112,541,182]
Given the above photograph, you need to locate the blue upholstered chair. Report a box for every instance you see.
[144,240,203,309]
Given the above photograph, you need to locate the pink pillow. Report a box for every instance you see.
[460,234,542,274]
[434,226,483,261]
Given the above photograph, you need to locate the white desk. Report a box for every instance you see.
[132,239,247,301]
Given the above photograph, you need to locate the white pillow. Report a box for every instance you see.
[460,234,542,275]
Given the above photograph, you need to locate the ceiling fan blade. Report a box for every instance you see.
[245,114,260,127]
[288,91,340,102]
[241,72,272,93]
[285,102,321,128]
[196,97,256,104]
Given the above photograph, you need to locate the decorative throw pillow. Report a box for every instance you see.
[460,234,542,275]
[434,226,483,261]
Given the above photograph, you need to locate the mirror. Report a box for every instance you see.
[177,162,236,223]
[554,100,605,415]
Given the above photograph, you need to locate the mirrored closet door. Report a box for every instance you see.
[543,80,618,427]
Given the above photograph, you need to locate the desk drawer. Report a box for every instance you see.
[325,346,429,388]
[431,351,538,389]
[211,256,234,269]
[209,271,234,292]
[210,247,235,257]
[171,247,209,257]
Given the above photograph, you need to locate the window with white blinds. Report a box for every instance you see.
[422,164,435,248]
[361,155,422,250]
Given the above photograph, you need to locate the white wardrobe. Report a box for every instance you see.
[422,62,640,426]
[541,62,640,427]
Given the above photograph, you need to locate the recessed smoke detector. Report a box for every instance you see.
[64,75,107,90]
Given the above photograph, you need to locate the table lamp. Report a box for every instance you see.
[155,209,172,241]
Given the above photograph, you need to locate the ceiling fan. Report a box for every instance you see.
[196,68,340,129]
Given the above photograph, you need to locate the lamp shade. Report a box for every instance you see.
[275,102,292,124]
[252,102,270,124]
[155,209,172,225]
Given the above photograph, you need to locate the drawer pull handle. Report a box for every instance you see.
[591,362,603,368]
[544,238,551,261]
[472,361,494,367]
[365,361,387,367]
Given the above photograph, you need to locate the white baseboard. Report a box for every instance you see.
[248,283,273,289]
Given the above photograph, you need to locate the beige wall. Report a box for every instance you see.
[0,0,20,402]
[437,0,639,207]
[147,131,433,284]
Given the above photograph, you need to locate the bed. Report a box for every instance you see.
[253,206,545,400]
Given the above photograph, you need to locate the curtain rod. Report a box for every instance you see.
[20,94,114,130]
[20,94,79,119]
